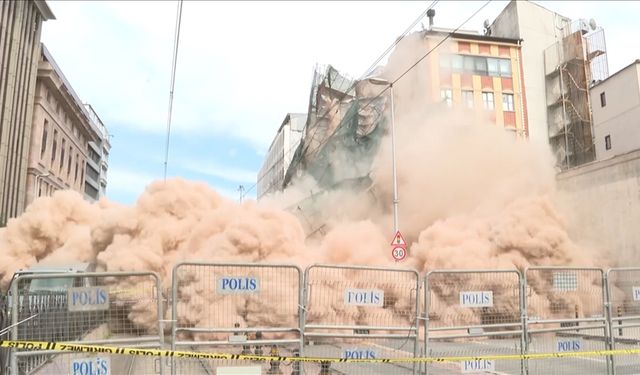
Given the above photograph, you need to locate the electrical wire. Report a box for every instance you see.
[249,0,493,204]
[163,0,184,181]
[357,0,493,117]
[242,0,439,199]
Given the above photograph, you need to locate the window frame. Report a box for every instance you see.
[502,93,515,112]
[462,90,474,108]
[487,58,499,77]
[482,92,495,110]
[440,89,453,107]
[499,59,512,77]
[40,120,48,159]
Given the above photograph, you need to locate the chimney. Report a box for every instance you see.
[427,9,435,29]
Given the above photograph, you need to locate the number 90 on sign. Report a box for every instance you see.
[392,247,406,261]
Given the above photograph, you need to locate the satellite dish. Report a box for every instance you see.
[483,19,490,29]
[589,18,597,30]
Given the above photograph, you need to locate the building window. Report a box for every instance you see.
[463,55,475,72]
[40,120,48,159]
[605,135,611,150]
[503,93,515,112]
[499,59,512,77]
[487,58,499,76]
[67,147,72,177]
[474,57,488,76]
[51,130,58,163]
[600,92,606,107]
[440,89,453,107]
[75,160,79,183]
[60,139,66,170]
[438,54,515,77]
[482,92,495,110]
[462,90,474,108]
[451,55,463,71]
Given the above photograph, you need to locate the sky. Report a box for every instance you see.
[40,1,640,205]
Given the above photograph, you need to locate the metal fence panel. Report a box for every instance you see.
[524,267,609,375]
[8,271,164,375]
[424,270,523,375]
[303,264,420,375]
[171,262,303,375]
[606,268,640,375]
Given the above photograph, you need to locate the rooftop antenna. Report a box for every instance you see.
[427,9,435,29]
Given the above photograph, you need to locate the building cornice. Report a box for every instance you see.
[34,0,55,21]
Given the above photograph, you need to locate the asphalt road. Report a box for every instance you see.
[25,336,638,374]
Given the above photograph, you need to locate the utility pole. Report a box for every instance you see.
[238,185,245,203]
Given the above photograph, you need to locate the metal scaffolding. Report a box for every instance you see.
[544,21,608,169]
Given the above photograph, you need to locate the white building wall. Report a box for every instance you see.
[490,0,571,144]
[257,113,306,199]
[591,62,640,160]
[284,114,305,171]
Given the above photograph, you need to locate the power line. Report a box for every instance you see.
[248,0,492,202]
[337,0,495,140]
[243,1,439,199]
[360,1,439,79]
[281,1,495,247]
[163,0,184,181]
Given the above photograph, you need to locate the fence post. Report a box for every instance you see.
[423,276,429,375]
[520,271,527,375]
[9,276,19,375]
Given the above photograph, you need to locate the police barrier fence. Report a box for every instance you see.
[605,267,640,375]
[171,262,303,375]
[6,264,640,374]
[524,267,610,375]
[303,264,420,375]
[424,270,524,375]
[7,271,164,375]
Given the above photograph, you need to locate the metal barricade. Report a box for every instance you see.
[303,264,420,375]
[524,267,609,375]
[171,262,303,375]
[606,267,640,375]
[8,271,164,375]
[424,270,523,375]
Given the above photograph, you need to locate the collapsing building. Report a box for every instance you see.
[283,64,387,192]
[259,1,611,235]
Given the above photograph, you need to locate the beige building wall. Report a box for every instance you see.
[557,149,640,265]
[25,44,102,206]
[0,0,54,225]
[591,61,640,160]
[489,1,571,144]
[427,32,527,139]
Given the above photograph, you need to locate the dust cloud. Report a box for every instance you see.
[0,31,609,334]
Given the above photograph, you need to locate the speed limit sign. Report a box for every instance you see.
[391,246,407,261]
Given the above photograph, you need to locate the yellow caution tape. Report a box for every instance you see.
[1,340,639,363]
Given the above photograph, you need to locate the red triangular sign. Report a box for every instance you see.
[390,231,407,247]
